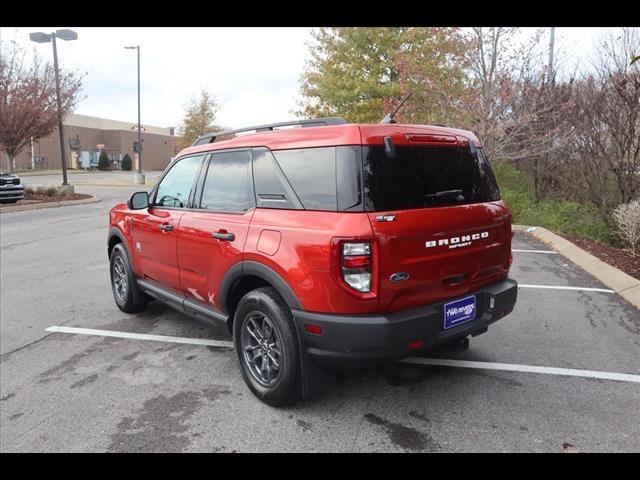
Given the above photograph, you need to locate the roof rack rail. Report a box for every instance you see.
[191,117,348,147]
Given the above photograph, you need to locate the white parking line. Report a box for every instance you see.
[512,249,557,254]
[400,357,640,384]
[45,326,234,348]
[518,284,615,294]
[47,325,640,384]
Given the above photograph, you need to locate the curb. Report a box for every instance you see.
[513,225,640,309]
[17,171,91,177]
[23,181,154,188]
[71,183,155,187]
[0,195,101,213]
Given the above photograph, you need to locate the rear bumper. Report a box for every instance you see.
[292,278,517,369]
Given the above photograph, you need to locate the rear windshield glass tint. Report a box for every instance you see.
[363,146,500,211]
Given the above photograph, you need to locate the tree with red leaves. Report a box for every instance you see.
[0,40,83,172]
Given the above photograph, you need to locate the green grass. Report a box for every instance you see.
[493,162,616,246]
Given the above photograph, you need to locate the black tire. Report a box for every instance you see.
[0,199,18,204]
[233,287,300,407]
[109,243,148,313]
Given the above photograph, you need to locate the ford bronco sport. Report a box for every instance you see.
[108,117,517,406]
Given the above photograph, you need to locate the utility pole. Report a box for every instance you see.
[548,27,555,84]
[31,137,35,170]
[536,26,556,203]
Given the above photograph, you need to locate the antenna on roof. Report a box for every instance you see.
[380,93,412,124]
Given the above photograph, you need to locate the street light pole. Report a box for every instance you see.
[29,29,77,188]
[125,45,145,185]
[51,34,69,185]
[137,46,141,176]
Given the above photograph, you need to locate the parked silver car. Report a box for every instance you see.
[0,173,25,203]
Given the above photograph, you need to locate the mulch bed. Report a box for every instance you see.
[558,233,640,280]
[23,192,93,203]
[0,193,93,207]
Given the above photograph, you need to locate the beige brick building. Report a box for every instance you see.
[10,113,178,171]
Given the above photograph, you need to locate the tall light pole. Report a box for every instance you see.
[29,29,77,187]
[548,27,555,84]
[125,45,145,185]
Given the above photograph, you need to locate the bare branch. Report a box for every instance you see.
[0,40,84,172]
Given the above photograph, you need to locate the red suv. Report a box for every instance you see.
[108,117,517,406]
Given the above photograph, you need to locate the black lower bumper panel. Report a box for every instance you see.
[292,278,518,369]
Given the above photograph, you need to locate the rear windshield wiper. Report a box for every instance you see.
[424,189,465,201]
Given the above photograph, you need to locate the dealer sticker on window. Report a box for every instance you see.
[444,295,476,329]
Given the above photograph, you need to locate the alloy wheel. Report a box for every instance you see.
[112,255,128,303]
[241,311,283,387]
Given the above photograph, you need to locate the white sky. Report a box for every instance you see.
[0,27,630,130]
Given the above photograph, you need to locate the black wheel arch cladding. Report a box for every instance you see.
[220,261,302,315]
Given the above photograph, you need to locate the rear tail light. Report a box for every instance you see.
[342,242,372,292]
[331,238,378,298]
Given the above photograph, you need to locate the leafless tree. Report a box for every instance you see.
[593,28,640,205]
[415,27,577,168]
[0,40,83,172]
[560,28,640,216]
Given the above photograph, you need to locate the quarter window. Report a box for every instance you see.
[337,146,363,211]
[252,148,301,210]
[273,147,337,211]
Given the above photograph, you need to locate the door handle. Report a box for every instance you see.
[158,224,174,232]
[212,230,235,241]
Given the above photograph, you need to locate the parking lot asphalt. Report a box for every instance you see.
[1,186,639,452]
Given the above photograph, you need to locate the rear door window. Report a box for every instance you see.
[363,145,500,211]
[198,150,254,213]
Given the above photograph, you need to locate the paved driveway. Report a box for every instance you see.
[1,187,638,452]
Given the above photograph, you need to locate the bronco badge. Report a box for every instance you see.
[426,231,489,250]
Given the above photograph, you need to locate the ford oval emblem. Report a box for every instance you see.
[389,272,410,282]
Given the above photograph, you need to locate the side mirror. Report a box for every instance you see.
[127,191,149,210]
[383,136,396,159]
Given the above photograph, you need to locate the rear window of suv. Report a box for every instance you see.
[362,145,500,211]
